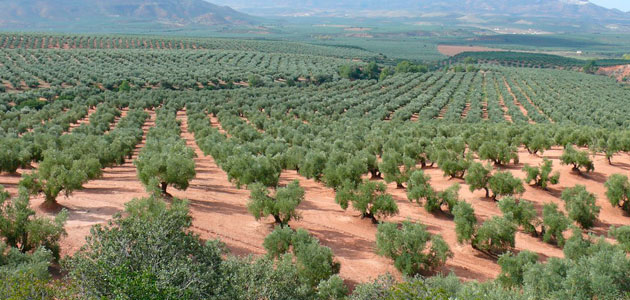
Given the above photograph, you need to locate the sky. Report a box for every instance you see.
[590,0,630,12]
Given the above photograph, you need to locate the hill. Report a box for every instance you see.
[0,0,257,29]
[214,0,630,21]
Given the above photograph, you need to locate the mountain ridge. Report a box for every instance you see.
[0,0,257,28]
[211,0,630,20]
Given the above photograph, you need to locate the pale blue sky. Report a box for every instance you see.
[590,0,630,12]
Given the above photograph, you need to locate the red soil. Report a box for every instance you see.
[2,111,629,286]
[438,45,507,57]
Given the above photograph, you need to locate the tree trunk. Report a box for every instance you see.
[273,214,284,226]
[484,188,490,198]
[161,182,168,194]
[396,182,405,189]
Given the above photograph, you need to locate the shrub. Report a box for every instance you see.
[0,187,67,259]
[609,225,630,253]
[561,185,600,229]
[247,180,304,227]
[64,197,227,299]
[376,220,452,276]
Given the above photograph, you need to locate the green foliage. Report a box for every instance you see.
[452,201,477,244]
[465,162,492,198]
[472,216,516,255]
[0,187,67,259]
[395,61,428,74]
[436,150,471,179]
[263,227,341,288]
[118,80,131,92]
[583,60,597,74]
[541,203,570,247]
[561,185,600,229]
[380,151,414,188]
[376,220,452,276]
[609,225,630,253]
[497,251,538,288]
[135,137,196,195]
[498,197,538,235]
[477,141,519,165]
[21,149,102,205]
[560,145,594,173]
[338,65,364,80]
[247,180,304,226]
[604,174,630,213]
[65,196,227,300]
[562,227,591,260]
[0,243,55,300]
[425,184,460,214]
[523,158,560,190]
[247,74,264,87]
[406,170,434,204]
[488,171,524,201]
[335,180,398,222]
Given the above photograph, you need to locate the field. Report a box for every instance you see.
[2,33,630,298]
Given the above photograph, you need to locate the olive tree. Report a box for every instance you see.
[376,220,452,276]
[247,180,304,227]
[472,216,516,255]
[478,141,519,166]
[523,158,560,190]
[453,201,477,244]
[465,162,493,198]
[335,180,399,223]
[609,226,630,253]
[488,171,525,201]
[541,203,570,247]
[135,138,196,195]
[561,185,600,229]
[380,151,415,189]
[498,197,538,235]
[263,227,341,288]
[497,251,538,288]
[20,149,102,206]
[605,174,630,213]
[560,145,594,174]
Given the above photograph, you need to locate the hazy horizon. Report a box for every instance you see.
[591,0,630,11]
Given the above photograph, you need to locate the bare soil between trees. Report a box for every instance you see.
[2,112,630,286]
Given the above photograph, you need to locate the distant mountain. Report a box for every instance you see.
[0,0,257,28]
[214,0,630,20]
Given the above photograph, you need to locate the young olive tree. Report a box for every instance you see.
[0,187,67,259]
[523,158,560,190]
[488,171,525,201]
[605,174,630,213]
[453,201,477,244]
[247,180,304,227]
[560,145,594,174]
[335,180,398,223]
[376,220,452,276]
[541,203,570,247]
[465,162,493,198]
[561,185,600,229]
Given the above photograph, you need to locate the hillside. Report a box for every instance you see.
[214,0,630,20]
[0,0,257,28]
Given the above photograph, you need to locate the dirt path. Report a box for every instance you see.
[67,107,97,132]
[512,81,553,123]
[503,78,534,124]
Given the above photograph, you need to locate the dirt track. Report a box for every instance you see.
[2,111,630,286]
